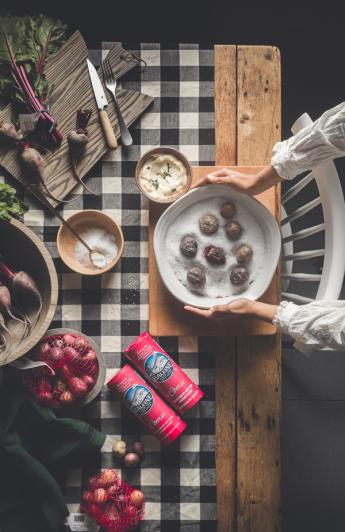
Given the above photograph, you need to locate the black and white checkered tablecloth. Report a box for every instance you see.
[4,43,217,531]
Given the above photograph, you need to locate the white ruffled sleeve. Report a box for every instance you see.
[273,300,345,353]
[271,102,345,180]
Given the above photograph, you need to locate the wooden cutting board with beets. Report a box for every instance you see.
[0,31,153,207]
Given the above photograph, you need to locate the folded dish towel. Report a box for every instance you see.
[0,374,105,532]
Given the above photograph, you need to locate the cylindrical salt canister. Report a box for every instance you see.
[107,364,186,446]
[124,332,204,415]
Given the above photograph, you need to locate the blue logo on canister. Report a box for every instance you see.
[144,352,174,383]
[124,385,153,415]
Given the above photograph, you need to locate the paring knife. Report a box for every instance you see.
[87,59,117,149]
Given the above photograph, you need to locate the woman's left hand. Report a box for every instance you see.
[184,299,278,323]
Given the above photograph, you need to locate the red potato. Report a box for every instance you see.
[59,390,74,405]
[130,489,145,507]
[74,336,90,350]
[93,488,107,504]
[88,476,100,491]
[63,334,76,346]
[99,469,119,487]
[60,363,75,381]
[82,374,95,390]
[83,350,97,362]
[68,376,88,398]
[106,484,118,498]
[63,346,80,363]
[82,490,94,503]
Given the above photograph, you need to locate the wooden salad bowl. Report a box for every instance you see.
[0,217,58,366]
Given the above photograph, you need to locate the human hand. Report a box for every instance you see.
[191,165,281,195]
[184,298,277,322]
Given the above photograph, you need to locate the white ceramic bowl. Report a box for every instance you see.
[153,185,281,309]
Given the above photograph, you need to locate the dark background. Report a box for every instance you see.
[2,1,345,531]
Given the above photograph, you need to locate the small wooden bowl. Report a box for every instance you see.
[135,147,192,204]
[57,210,124,275]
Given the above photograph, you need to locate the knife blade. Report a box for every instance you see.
[87,59,117,149]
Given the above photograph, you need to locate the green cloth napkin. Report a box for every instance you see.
[0,377,105,532]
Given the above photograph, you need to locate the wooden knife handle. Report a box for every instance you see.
[99,110,118,149]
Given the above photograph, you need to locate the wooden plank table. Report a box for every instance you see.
[215,45,281,532]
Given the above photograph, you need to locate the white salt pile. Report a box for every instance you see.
[75,227,118,269]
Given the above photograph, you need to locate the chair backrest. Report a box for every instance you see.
[281,113,345,302]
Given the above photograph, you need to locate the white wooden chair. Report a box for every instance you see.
[281,113,345,350]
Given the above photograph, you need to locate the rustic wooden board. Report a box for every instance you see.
[214,45,281,532]
[214,45,237,532]
[0,32,153,207]
[236,45,281,532]
[148,165,278,336]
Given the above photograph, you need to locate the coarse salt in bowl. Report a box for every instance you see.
[57,210,124,275]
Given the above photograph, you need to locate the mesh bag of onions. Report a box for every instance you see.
[81,469,145,531]
[23,333,99,407]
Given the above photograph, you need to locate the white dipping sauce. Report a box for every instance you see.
[139,154,187,200]
[165,197,265,298]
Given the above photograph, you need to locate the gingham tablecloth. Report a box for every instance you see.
[6,43,217,531]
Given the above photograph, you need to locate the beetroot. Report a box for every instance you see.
[0,282,28,338]
[68,109,98,196]
[0,261,42,329]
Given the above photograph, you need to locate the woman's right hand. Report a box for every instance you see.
[191,165,282,195]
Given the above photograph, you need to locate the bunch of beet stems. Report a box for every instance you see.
[3,32,62,148]
[0,259,42,335]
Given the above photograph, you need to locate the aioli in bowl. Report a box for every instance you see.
[136,147,192,203]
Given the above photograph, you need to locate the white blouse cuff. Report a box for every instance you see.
[271,141,296,180]
[272,300,299,332]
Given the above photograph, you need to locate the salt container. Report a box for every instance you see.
[107,364,186,446]
[124,332,204,415]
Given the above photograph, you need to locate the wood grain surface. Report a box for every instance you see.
[148,165,278,336]
[236,45,281,532]
[0,32,153,207]
[214,45,281,532]
[214,45,238,532]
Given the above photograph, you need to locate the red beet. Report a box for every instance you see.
[68,377,88,398]
[0,262,42,328]
[0,282,28,337]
